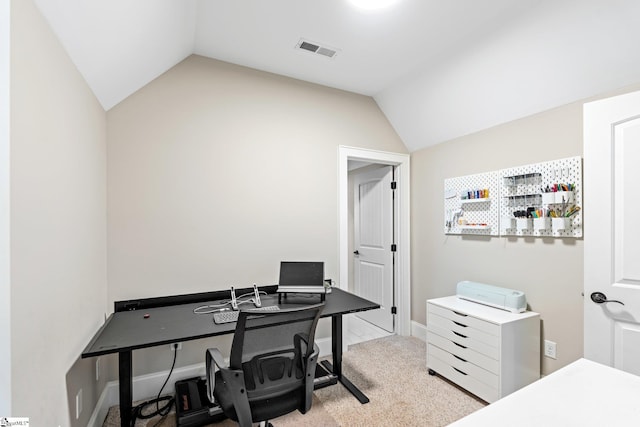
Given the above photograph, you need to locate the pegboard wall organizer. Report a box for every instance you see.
[444,156,582,238]
[500,156,582,237]
[444,172,501,236]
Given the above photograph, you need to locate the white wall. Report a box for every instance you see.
[10,1,107,424]
[106,55,408,376]
[0,0,11,416]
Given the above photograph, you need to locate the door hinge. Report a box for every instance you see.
[391,306,397,314]
[391,244,397,252]
[391,181,397,190]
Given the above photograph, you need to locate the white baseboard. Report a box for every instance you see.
[87,381,116,427]
[87,362,207,427]
[412,320,427,342]
[88,338,334,427]
[316,336,332,359]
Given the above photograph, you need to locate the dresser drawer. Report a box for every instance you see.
[427,331,499,374]
[428,303,500,337]
[428,349,499,403]
[427,321,499,360]
[428,343,499,389]
[428,311,500,353]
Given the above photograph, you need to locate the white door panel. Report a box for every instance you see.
[615,124,640,282]
[584,90,640,374]
[615,322,640,376]
[357,261,385,304]
[354,166,394,332]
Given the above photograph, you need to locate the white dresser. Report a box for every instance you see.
[426,296,540,403]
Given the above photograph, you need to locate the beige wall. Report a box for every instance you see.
[411,83,640,376]
[106,55,408,374]
[1,0,10,415]
[411,85,640,375]
[10,1,107,425]
[411,102,585,375]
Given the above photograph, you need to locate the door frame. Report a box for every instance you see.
[338,146,410,338]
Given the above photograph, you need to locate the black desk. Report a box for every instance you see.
[82,286,379,427]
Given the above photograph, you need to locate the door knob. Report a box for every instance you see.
[590,292,624,305]
[353,250,359,255]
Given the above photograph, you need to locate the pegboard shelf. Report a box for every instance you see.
[504,194,542,207]
[461,198,492,204]
[503,172,542,187]
[459,225,491,230]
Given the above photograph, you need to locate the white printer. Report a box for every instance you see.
[456,280,527,313]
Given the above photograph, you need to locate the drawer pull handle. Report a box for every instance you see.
[453,367,468,376]
[453,321,468,328]
[453,331,468,338]
[453,341,467,349]
[453,354,467,363]
[453,311,468,317]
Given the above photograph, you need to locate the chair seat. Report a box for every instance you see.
[214,371,306,422]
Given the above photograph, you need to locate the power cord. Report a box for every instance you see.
[130,343,178,426]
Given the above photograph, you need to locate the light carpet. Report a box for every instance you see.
[103,335,486,426]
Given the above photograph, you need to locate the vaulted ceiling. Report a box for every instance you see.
[33,0,640,151]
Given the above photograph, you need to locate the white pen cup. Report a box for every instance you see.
[502,217,515,230]
[534,217,549,231]
[552,217,570,231]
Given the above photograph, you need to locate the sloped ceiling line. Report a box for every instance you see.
[32,0,640,152]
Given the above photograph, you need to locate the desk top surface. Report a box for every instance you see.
[82,288,378,357]
[451,358,640,426]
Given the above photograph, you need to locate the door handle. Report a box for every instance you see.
[353,250,359,255]
[590,292,624,306]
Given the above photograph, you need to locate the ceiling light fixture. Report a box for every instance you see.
[347,0,401,11]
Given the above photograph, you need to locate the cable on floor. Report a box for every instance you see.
[130,343,178,426]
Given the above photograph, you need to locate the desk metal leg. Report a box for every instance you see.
[319,314,370,404]
[119,351,133,427]
[332,313,342,378]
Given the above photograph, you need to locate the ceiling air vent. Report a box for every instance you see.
[296,39,339,59]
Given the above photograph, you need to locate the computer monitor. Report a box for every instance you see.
[277,261,325,293]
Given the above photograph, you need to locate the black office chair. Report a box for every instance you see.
[205,303,324,427]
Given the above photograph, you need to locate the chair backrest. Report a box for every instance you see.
[229,303,324,399]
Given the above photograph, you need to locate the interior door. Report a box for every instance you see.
[353,165,394,332]
[584,90,640,374]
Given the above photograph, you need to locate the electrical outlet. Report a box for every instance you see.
[170,342,182,351]
[75,389,83,419]
[544,340,557,359]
